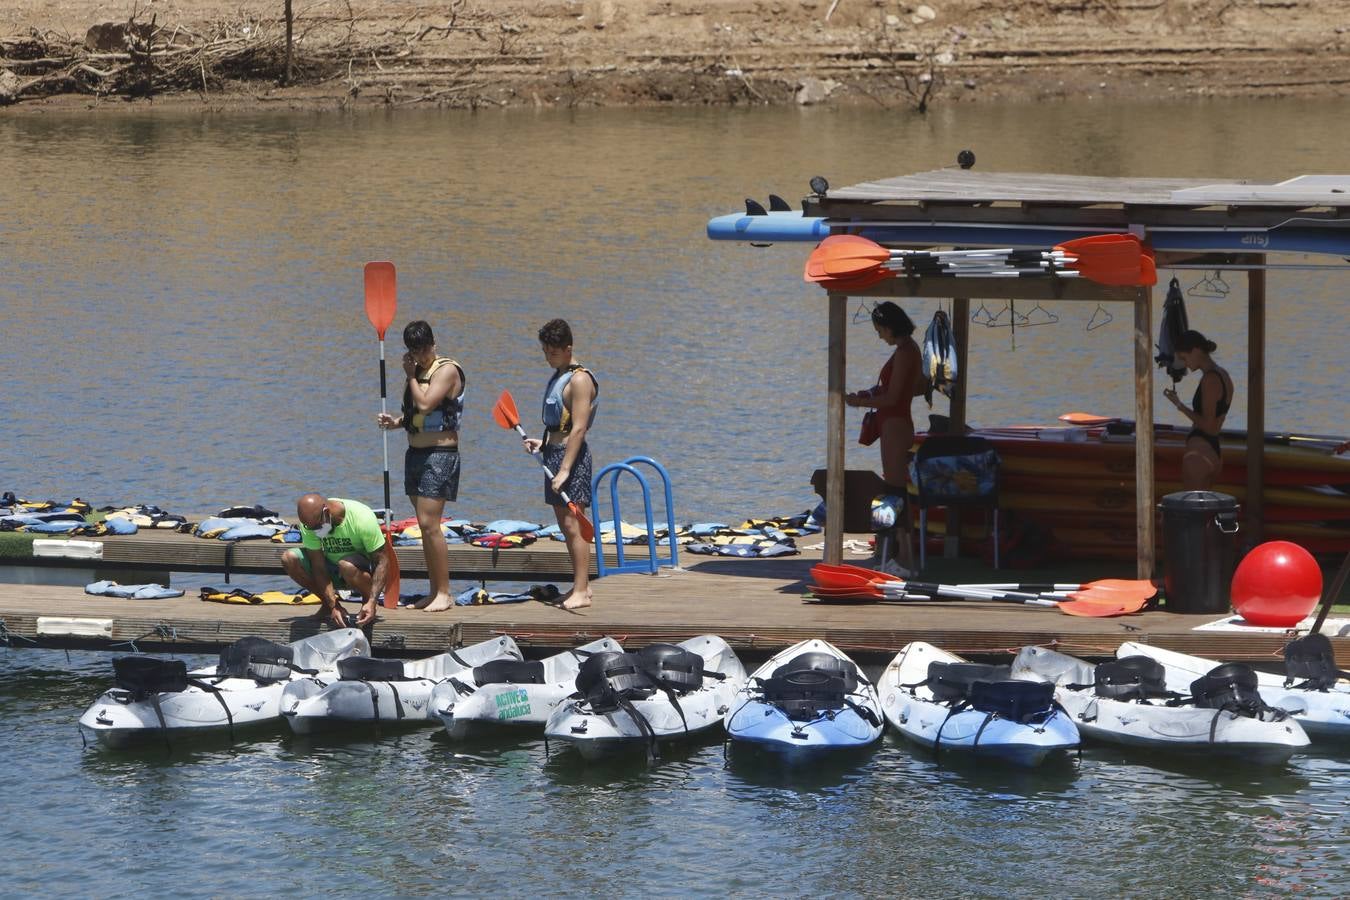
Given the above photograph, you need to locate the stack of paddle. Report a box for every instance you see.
[803,234,1157,291]
[805,562,1156,617]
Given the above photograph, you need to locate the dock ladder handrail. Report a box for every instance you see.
[591,456,679,577]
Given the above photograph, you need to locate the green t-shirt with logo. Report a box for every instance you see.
[299,499,385,564]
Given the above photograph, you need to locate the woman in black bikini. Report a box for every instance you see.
[1162,330,1234,490]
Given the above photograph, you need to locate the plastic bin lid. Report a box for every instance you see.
[1159,490,1240,511]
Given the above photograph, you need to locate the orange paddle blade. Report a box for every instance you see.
[363,262,397,340]
[804,235,889,283]
[382,531,400,609]
[1058,591,1150,617]
[571,505,596,543]
[492,390,521,430]
[1058,412,1118,426]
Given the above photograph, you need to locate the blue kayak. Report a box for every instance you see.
[723,638,883,754]
[707,210,1350,256]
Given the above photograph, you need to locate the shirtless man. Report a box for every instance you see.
[523,319,597,610]
[280,494,388,627]
[376,320,465,612]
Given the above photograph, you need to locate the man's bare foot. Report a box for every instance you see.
[560,589,592,611]
[421,594,455,612]
[411,594,436,609]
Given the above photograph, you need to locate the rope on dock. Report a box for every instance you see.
[109,622,179,654]
[0,618,36,646]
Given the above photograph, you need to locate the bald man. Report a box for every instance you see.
[280,494,389,628]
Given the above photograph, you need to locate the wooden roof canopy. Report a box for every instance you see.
[803,167,1350,578]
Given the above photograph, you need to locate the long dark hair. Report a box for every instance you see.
[1176,330,1217,354]
[871,301,915,337]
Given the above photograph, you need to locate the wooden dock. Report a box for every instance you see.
[3,543,1345,665]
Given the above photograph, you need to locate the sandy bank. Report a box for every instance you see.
[4,1,1350,112]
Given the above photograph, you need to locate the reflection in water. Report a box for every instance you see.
[3,649,1348,894]
[3,100,1349,527]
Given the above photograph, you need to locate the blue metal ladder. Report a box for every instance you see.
[591,456,678,577]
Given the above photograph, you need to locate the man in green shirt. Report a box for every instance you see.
[280,493,389,628]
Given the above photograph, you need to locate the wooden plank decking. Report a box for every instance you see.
[3,554,1344,665]
[8,528,662,580]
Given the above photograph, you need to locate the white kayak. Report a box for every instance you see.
[723,638,883,755]
[280,636,521,733]
[78,629,370,748]
[881,641,1079,767]
[545,635,747,760]
[431,636,624,740]
[1118,640,1350,741]
[1011,645,1310,764]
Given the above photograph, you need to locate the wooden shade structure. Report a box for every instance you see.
[802,168,1350,578]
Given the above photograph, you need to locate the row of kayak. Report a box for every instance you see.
[77,630,1348,767]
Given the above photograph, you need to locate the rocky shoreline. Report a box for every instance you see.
[3,1,1349,112]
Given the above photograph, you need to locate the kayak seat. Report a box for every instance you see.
[967,679,1055,723]
[637,643,705,694]
[217,636,295,681]
[771,651,859,694]
[113,655,189,697]
[1190,663,1263,714]
[575,651,656,712]
[1283,633,1345,691]
[925,661,1011,705]
[472,658,547,687]
[338,657,409,682]
[1092,656,1172,701]
[758,670,849,721]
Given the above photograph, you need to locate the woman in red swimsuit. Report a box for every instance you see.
[1162,329,1234,491]
[846,302,925,569]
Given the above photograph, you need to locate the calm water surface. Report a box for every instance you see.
[2,100,1349,895]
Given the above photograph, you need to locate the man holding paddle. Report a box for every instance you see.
[280,494,390,628]
[524,319,598,610]
[376,320,465,612]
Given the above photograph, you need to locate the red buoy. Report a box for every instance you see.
[1230,540,1323,627]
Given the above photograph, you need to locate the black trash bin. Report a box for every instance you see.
[1159,491,1241,614]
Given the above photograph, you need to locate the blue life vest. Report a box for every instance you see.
[403,357,466,434]
[542,364,598,439]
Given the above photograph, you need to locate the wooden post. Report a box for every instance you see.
[945,297,970,557]
[825,292,848,565]
[1134,286,1155,580]
[1246,260,1266,545]
[948,298,970,431]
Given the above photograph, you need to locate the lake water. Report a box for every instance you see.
[2,99,1349,895]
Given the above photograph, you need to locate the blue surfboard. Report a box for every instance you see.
[707,211,1350,256]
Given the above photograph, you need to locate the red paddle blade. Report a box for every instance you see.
[492,390,521,430]
[382,530,400,609]
[364,262,397,340]
[571,504,595,542]
[812,562,902,583]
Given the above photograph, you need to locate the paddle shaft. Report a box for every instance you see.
[508,422,584,510]
[1309,548,1350,634]
[378,338,391,517]
[884,580,1059,607]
